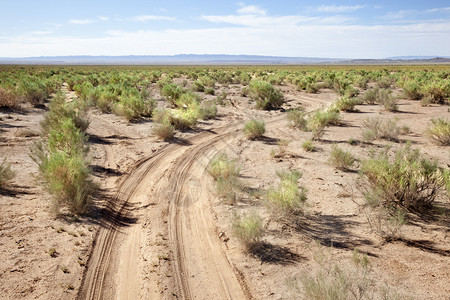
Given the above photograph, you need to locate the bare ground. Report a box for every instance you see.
[0,82,449,299]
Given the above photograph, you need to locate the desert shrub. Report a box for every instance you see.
[244,119,266,140]
[205,87,215,95]
[328,145,356,171]
[0,157,15,188]
[305,83,319,94]
[426,118,450,146]
[96,91,118,112]
[307,109,341,140]
[41,93,89,134]
[208,153,240,204]
[0,87,21,108]
[265,170,307,219]
[191,80,205,92]
[362,117,400,142]
[377,76,393,88]
[382,95,398,112]
[37,151,97,214]
[287,109,307,130]
[292,248,406,300]
[161,83,183,107]
[17,79,48,106]
[113,95,154,121]
[302,139,315,152]
[423,83,446,104]
[362,87,379,104]
[208,153,240,181]
[334,96,360,112]
[231,212,263,247]
[248,80,284,110]
[199,100,217,120]
[402,81,423,100]
[361,144,446,212]
[152,121,175,141]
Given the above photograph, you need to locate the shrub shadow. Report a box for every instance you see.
[248,242,304,265]
[295,214,374,251]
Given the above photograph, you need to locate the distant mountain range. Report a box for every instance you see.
[0,54,449,65]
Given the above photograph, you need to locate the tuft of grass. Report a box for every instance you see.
[0,157,15,188]
[152,121,175,141]
[328,145,356,171]
[244,119,266,140]
[231,212,263,248]
[48,248,58,257]
[426,118,450,146]
[307,109,340,140]
[265,170,307,219]
[302,139,315,152]
[208,153,240,181]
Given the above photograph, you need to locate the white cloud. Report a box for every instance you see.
[426,7,450,13]
[98,16,109,21]
[69,19,94,25]
[317,5,365,13]
[131,15,176,22]
[2,20,449,59]
[237,4,266,16]
[382,10,415,20]
[201,14,313,27]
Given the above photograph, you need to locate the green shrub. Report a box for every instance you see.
[266,170,307,219]
[244,119,266,140]
[426,118,450,145]
[402,81,423,100]
[307,109,340,140]
[329,145,356,171]
[0,157,15,188]
[248,80,284,110]
[334,96,360,112]
[362,87,379,104]
[205,87,215,95]
[161,83,183,107]
[423,83,445,104]
[17,79,48,106]
[231,212,263,247]
[38,151,97,214]
[113,95,154,121]
[287,109,307,130]
[191,81,205,92]
[361,144,446,212]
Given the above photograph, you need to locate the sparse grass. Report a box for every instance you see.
[302,139,315,152]
[291,248,408,299]
[307,109,340,140]
[0,157,15,188]
[231,212,263,248]
[329,145,356,171]
[244,119,266,140]
[362,117,400,142]
[265,170,307,219]
[271,140,289,158]
[426,118,450,146]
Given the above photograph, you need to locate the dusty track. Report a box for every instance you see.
[78,117,272,299]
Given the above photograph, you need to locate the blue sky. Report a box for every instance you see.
[1,1,449,58]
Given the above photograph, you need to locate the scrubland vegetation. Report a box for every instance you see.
[1,64,449,299]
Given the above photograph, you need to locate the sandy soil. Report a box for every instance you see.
[0,80,449,300]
